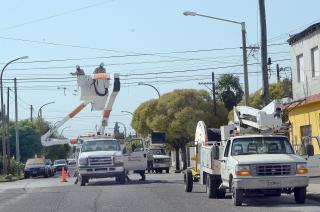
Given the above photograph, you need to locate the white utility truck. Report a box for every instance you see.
[148,132,170,173]
[184,100,313,206]
[77,136,147,186]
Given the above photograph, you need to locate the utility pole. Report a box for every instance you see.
[276,64,280,82]
[2,104,7,175]
[30,105,33,122]
[14,78,20,164]
[241,22,250,106]
[259,0,269,106]
[212,72,216,115]
[6,88,10,166]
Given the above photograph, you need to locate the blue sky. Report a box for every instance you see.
[1,0,320,138]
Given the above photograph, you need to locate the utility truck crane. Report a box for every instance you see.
[184,100,313,206]
[41,64,120,146]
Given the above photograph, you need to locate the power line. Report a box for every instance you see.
[0,0,115,31]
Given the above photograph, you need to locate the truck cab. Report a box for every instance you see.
[77,137,126,186]
[219,135,309,205]
[149,148,170,173]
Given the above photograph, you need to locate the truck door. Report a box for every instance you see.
[123,139,147,171]
[220,140,231,185]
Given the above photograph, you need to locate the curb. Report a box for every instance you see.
[307,193,320,202]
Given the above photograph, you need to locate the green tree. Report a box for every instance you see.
[132,89,228,170]
[216,74,244,111]
[9,120,42,162]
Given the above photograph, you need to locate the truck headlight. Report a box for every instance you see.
[79,157,88,165]
[164,158,171,162]
[114,156,124,164]
[236,165,251,176]
[296,163,308,174]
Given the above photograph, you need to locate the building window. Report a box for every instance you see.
[297,54,304,82]
[311,46,319,78]
[300,125,312,140]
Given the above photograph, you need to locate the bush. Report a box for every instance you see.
[8,158,23,176]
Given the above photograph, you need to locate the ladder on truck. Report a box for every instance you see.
[41,64,120,146]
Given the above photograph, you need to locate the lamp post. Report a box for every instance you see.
[38,101,55,119]
[1,56,28,175]
[138,82,160,99]
[183,11,249,106]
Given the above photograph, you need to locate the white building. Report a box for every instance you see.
[288,23,320,100]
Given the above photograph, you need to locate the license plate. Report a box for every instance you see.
[267,180,281,187]
[33,171,37,174]
[153,164,160,168]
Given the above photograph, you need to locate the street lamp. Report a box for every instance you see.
[1,56,28,174]
[121,110,133,116]
[138,82,160,99]
[38,101,55,119]
[183,11,249,106]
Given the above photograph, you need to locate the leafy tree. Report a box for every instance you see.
[247,79,292,109]
[9,120,42,162]
[216,74,244,111]
[132,89,228,170]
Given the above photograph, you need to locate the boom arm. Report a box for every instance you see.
[234,99,283,132]
[97,74,120,135]
[41,101,89,146]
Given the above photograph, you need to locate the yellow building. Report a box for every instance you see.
[288,94,320,154]
[288,23,320,154]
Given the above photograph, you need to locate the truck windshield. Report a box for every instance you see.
[150,149,165,155]
[81,139,120,152]
[231,137,294,156]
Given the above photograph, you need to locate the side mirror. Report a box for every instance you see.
[211,146,220,160]
[306,144,314,157]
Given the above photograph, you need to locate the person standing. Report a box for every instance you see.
[147,150,154,174]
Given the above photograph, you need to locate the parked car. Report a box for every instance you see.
[54,159,68,172]
[45,159,55,177]
[24,158,50,178]
[67,158,76,166]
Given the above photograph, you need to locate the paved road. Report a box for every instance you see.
[0,173,320,212]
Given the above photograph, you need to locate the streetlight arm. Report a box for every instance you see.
[1,56,28,81]
[183,11,242,25]
[38,101,55,118]
[121,110,134,116]
[138,83,160,98]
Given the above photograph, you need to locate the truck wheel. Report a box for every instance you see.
[232,182,243,206]
[184,169,193,192]
[165,168,170,173]
[118,174,126,184]
[44,170,48,178]
[206,175,225,199]
[294,187,306,204]
[24,174,29,179]
[80,176,88,186]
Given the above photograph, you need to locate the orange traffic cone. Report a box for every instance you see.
[61,167,68,182]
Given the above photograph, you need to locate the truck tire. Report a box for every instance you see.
[80,176,88,186]
[294,187,306,204]
[184,169,193,192]
[232,180,243,206]
[165,168,170,173]
[118,174,126,184]
[44,170,48,178]
[206,175,218,198]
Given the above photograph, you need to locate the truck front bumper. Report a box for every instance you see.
[79,166,124,178]
[153,163,170,168]
[233,176,309,189]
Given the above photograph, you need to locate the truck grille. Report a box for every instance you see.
[154,158,169,163]
[89,156,113,166]
[252,164,294,176]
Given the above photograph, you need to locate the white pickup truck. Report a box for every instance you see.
[77,137,147,186]
[77,138,126,186]
[185,100,315,206]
